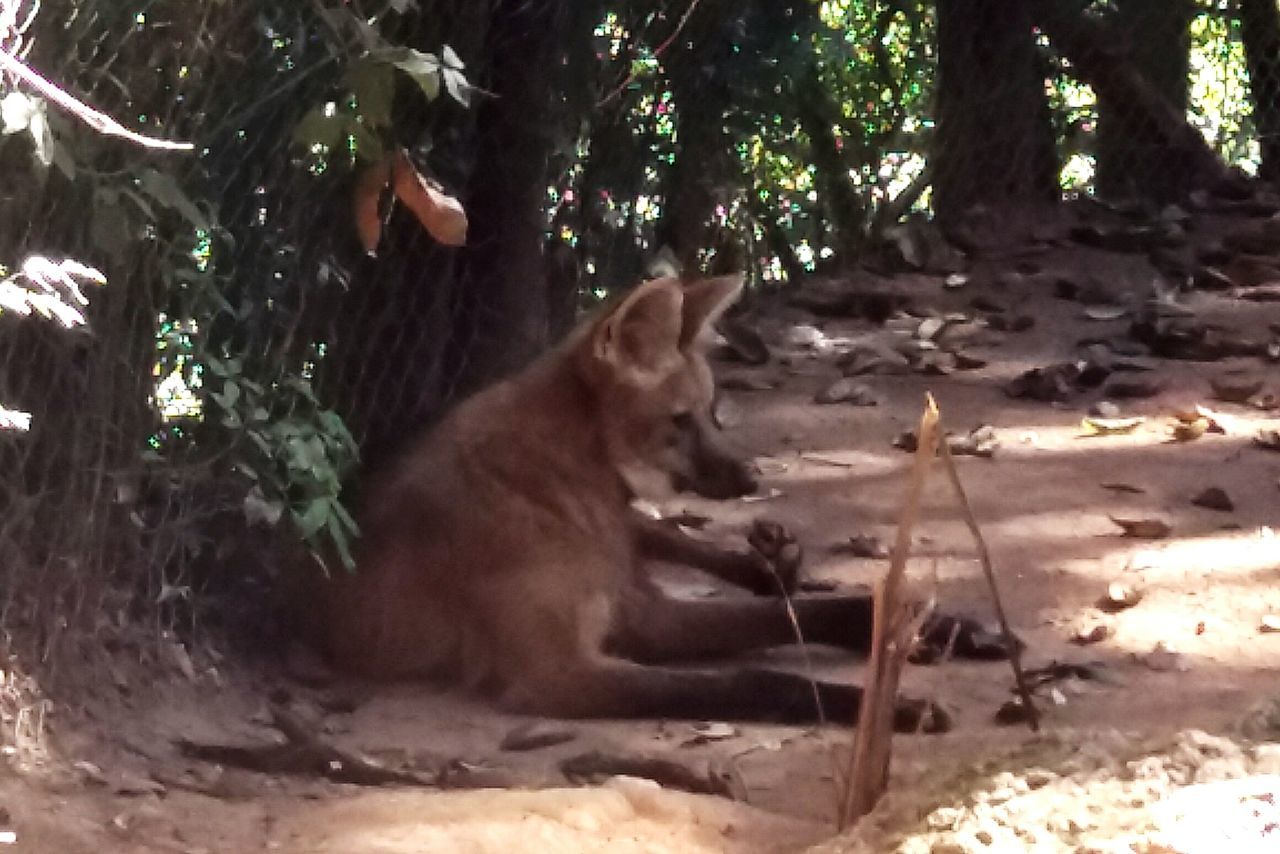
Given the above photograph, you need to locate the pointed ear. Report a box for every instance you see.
[679,274,745,349]
[592,277,685,380]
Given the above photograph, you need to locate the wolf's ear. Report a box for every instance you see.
[679,274,744,349]
[592,277,684,381]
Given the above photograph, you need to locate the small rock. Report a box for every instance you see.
[1211,371,1265,403]
[712,395,743,429]
[1071,614,1113,645]
[952,351,988,370]
[785,324,827,349]
[813,378,878,406]
[1190,486,1234,512]
[1101,582,1143,612]
[1141,641,1189,672]
[716,319,771,365]
[1103,378,1164,399]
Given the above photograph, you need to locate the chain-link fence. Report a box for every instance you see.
[0,0,1274,697]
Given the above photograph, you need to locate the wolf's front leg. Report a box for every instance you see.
[629,510,797,594]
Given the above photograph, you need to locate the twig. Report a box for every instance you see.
[936,422,1039,732]
[837,395,940,829]
[177,704,436,787]
[0,48,194,151]
[596,0,704,107]
[560,750,744,799]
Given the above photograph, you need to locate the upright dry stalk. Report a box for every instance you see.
[837,395,941,829]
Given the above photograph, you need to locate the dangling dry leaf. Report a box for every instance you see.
[353,156,392,256]
[391,148,467,246]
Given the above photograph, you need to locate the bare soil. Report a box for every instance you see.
[5,234,1280,853]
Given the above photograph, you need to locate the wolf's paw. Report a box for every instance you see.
[745,519,803,595]
[910,612,1024,664]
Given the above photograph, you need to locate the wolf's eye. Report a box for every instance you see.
[671,412,695,431]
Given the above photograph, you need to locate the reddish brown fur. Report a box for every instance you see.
[322,275,969,727]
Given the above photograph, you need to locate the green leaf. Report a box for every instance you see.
[243,488,284,527]
[442,45,464,70]
[327,506,356,570]
[375,47,441,101]
[443,68,470,107]
[213,380,240,409]
[345,116,383,164]
[329,497,359,534]
[343,59,395,129]
[138,169,209,229]
[291,105,346,152]
[294,497,331,538]
[89,202,132,263]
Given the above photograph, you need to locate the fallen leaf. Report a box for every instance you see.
[1171,418,1208,442]
[391,148,467,246]
[1101,482,1145,494]
[741,488,783,503]
[352,156,391,255]
[831,533,889,559]
[691,722,737,741]
[1083,304,1129,321]
[1081,416,1145,436]
[1190,486,1234,512]
[1109,516,1171,539]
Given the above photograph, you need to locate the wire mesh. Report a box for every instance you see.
[0,0,1272,685]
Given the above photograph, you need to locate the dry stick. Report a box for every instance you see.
[0,49,194,151]
[837,395,941,830]
[935,431,1041,732]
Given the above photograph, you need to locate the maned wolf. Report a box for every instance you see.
[324,274,1004,728]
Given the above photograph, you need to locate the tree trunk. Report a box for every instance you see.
[932,0,1059,224]
[656,1,737,273]
[1240,0,1280,181]
[1095,0,1195,201]
[795,72,868,255]
[1030,0,1230,196]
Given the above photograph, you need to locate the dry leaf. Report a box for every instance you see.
[1081,416,1145,436]
[1083,304,1129,321]
[1109,516,1171,539]
[1171,418,1208,442]
[1101,482,1145,494]
[353,156,391,256]
[391,148,467,246]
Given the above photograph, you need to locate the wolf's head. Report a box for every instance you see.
[576,274,757,501]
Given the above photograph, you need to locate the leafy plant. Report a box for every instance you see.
[205,356,360,572]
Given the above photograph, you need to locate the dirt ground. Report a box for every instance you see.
[5,217,1280,852]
